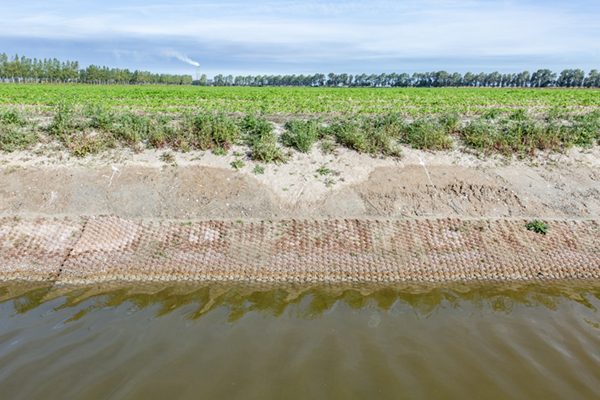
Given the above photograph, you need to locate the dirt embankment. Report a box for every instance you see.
[1,145,599,221]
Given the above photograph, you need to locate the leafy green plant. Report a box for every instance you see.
[526,220,550,234]
[230,159,245,170]
[250,139,286,163]
[316,166,331,175]
[438,112,461,133]
[252,165,265,174]
[570,112,600,147]
[324,177,336,187]
[327,120,368,153]
[481,109,502,120]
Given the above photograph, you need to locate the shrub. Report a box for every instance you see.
[88,105,115,131]
[250,139,286,163]
[282,120,323,153]
[327,119,368,153]
[179,112,240,151]
[571,112,600,147]
[240,114,273,139]
[403,118,453,150]
[240,115,286,163]
[461,119,574,155]
[111,112,153,145]
[481,109,502,120]
[439,112,461,133]
[326,115,403,156]
[47,100,78,137]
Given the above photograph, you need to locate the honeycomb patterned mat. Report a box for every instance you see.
[1,216,599,283]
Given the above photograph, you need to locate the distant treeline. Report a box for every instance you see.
[2,52,599,88]
[0,53,194,85]
[213,70,600,88]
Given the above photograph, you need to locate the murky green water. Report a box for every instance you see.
[1,280,600,400]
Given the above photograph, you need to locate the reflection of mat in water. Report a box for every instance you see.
[1,216,599,283]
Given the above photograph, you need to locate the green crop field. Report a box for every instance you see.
[0,84,599,115]
[1,84,600,160]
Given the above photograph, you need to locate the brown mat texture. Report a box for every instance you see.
[1,216,599,283]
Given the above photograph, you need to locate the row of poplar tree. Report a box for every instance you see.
[214,69,600,88]
[2,53,599,88]
[0,53,193,85]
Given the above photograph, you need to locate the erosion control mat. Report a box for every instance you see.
[1,216,599,283]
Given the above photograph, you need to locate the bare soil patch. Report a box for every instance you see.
[1,145,599,221]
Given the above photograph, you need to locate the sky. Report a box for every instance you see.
[1,0,599,77]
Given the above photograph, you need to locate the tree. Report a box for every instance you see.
[585,70,600,88]
[530,69,556,87]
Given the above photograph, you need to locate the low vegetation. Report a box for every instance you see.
[240,114,287,163]
[1,96,600,160]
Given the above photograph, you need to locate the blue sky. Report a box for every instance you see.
[1,0,599,77]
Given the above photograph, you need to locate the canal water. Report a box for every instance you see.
[1,280,599,399]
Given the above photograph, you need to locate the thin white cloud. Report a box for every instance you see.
[0,0,598,73]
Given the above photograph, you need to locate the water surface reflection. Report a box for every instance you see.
[1,280,599,399]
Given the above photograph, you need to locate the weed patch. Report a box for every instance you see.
[0,110,26,126]
[0,126,38,152]
[177,112,240,151]
[241,115,286,163]
[69,133,108,157]
[526,220,550,234]
[230,159,245,170]
[461,119,575,155]
[326,115,403,156]
[402,118,453,150]
[282,120,323,153]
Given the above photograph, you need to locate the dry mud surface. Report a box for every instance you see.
[1,146,599,283]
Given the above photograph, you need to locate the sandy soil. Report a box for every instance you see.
[1,144,599,221]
